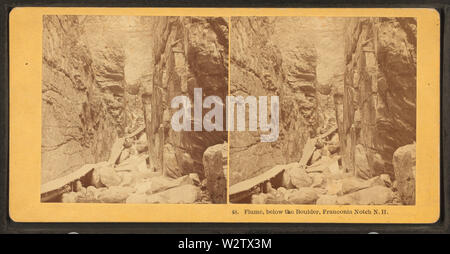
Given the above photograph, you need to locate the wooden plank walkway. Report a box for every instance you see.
[40,161,107,194]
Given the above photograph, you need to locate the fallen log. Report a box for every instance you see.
[298,126,338,167]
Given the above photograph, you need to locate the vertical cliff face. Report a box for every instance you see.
[42,16,153,184]
[341,17,417,179]
[229,17,319,185]
[42,16,121,183]
[147,17,229,178]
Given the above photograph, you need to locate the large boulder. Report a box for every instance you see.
[95,166,122,187]
[316,194,338,205]
[341,176,372,194]
[393,144,416,205]
[286,187,319,204]
[337,186,394,205]
[97,186,135,203]
[144,184,201,204]
[202,143,228,203]
[284,163,313,188]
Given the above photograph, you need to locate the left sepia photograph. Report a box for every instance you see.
[41,15,229,204]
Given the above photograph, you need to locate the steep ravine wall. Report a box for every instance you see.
[42,16,121,183]
[340,17,417,179]
[42,16,153,184]
[146,17,229,178]
[229,17,319,185]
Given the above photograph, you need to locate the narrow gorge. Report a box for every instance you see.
[41,15,228,204]
[229,17,417,205]
[41,15,417,206]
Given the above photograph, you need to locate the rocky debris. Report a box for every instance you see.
[337,186,394,205]
[393,144,416,205]
[96,166,122,187]
[286,187,319,204]
[231,17,415,206]
[236,124,404,205]
[284,163,313,188]
[47,128,211,204]
[97,186,135,203]
[203,143,228,203]
[145,185,201,204]
[316,195,338,205]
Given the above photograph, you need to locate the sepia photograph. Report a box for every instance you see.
[7,5,440,225]
[40,15,417,206]
[228,17,417,206]
[41,15,229,204]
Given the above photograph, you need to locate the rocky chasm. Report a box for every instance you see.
[42,16,416,206]
[229,17,416,205]
[42,16,228,204]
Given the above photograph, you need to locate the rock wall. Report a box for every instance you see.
[229,17,319,185]
[341,17,417,179]
[393,144,416,205]
[203,142,228,203]
[42,16,153,184]
[42,16,122,183]
[146,17,229,178]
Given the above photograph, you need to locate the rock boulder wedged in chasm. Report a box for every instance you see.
[202,143,228,203]
[393,144,416,205]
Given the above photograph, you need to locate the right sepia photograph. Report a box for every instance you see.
[229,17,417,206]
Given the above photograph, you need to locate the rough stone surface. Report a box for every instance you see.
[97,166,122,187]
[146,17,229,178]
[202,143,228,203]
[337,185,394,205]
[393,144,416,205]
[229,17,319,185]
[42,16,152,184]
[316,195,338,205]
[341,176,371,194]
[145,184,201,204]
[339,18,417,178]
[97,186,135,203]
[285,163,313,189]
[286,187,319,204]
